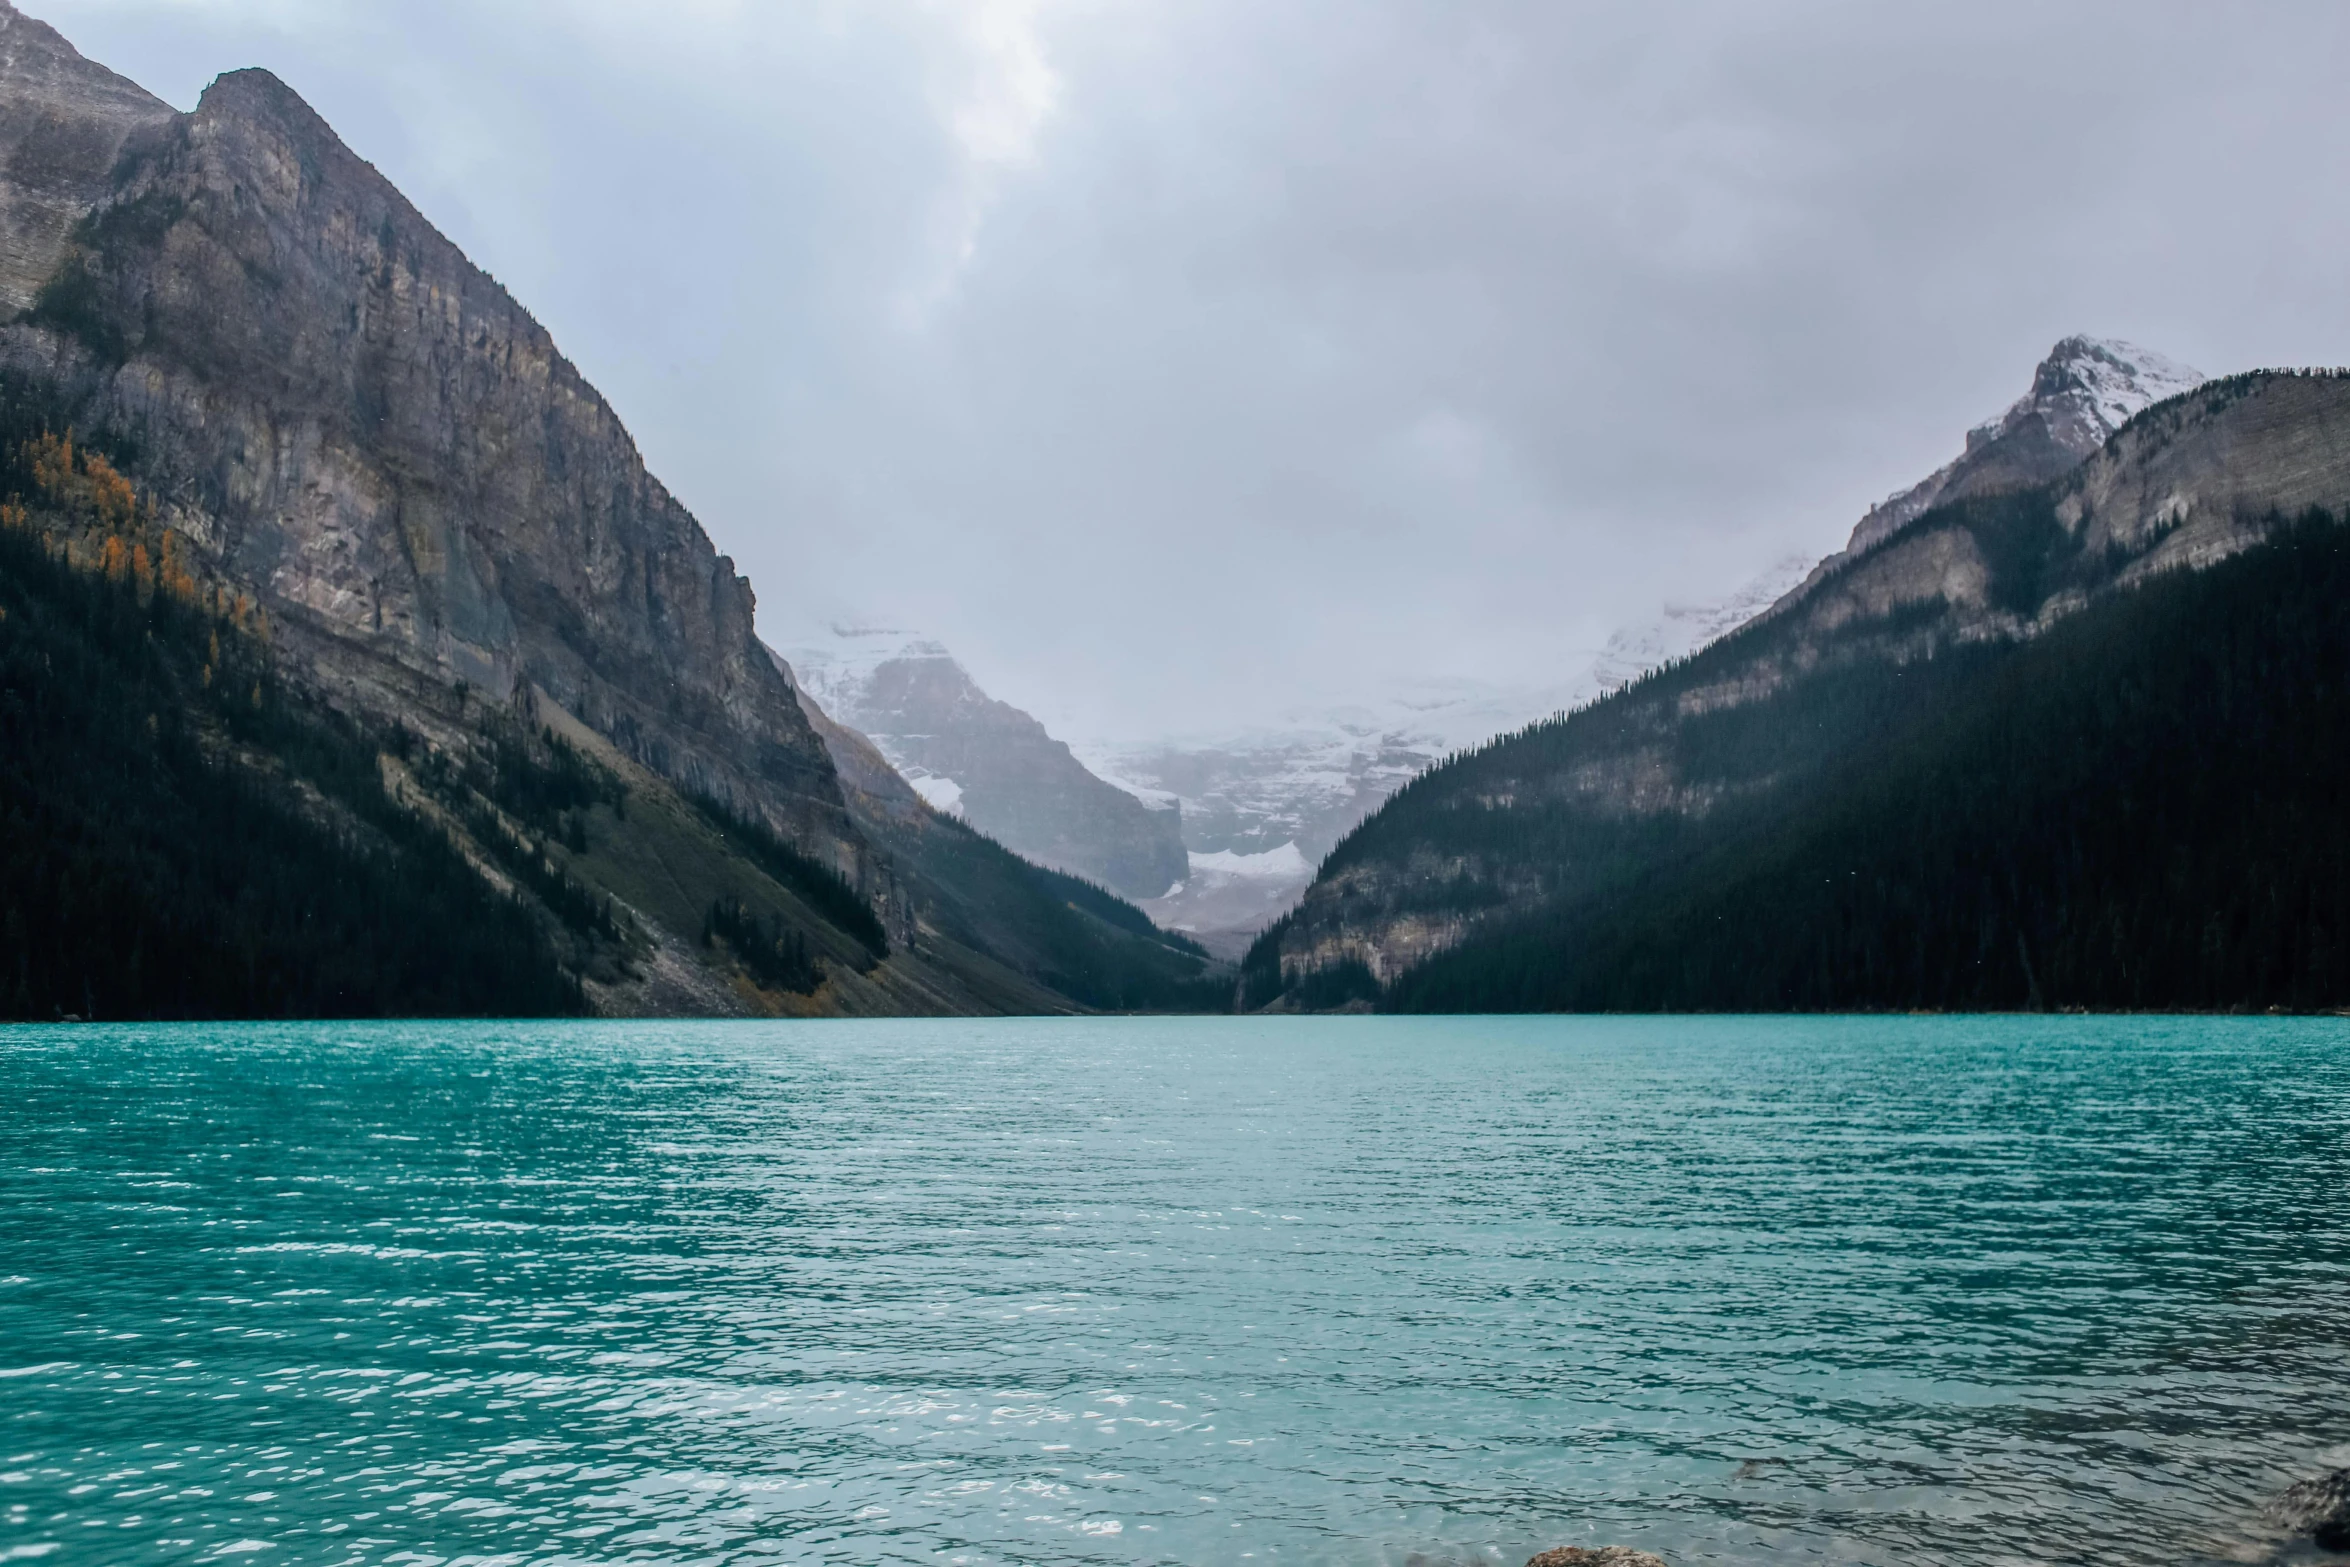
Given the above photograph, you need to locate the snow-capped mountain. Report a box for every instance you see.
[1090,336,2209,954]
[2030,336,2206,442]
[1835,336,2205,564]
[1127,843,1316,961]
[774,627,1189,901]
[1084,714,1493,959]
[1084,678,1587,849]
[779,629,968,810]
[779,337,2207,959]
[1585,553,1819,694]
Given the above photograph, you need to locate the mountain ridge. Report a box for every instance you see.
[1254,351,2350,1009]
[1789,336,2205,601]
[0,6,1230,1019]
[1385,501,2350,1013]
[0,1,173,313]
[1076,338,2195,963]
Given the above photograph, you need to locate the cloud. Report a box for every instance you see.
[29,0,2350,740]
[937,0,1062,168]
[899,0,1070,319]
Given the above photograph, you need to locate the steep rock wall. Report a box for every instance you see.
[0,51,860,870]
[0,3,171,312]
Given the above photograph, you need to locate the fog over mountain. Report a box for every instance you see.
[37,0,2350,740]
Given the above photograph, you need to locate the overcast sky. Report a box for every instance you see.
[34,0,2350,739]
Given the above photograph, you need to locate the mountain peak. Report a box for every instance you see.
[0,1,166,113]
[2012,334,2206,451]
[0,1,174,312]
[195,66,325,130]
[1841,335,2206,562]
[779,626,1191,899]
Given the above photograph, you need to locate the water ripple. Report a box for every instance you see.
[1,1016,2346,1565]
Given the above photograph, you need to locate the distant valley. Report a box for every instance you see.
[775,339,2228,973]
[777,566,1819,959]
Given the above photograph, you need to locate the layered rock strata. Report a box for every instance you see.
[1271,361,2350,992]
[0,19,860,876]
[1818,335,2204,576]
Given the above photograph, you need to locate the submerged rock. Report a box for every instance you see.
[2272,1468,2350,1550]
[1525,1550,1668,1567]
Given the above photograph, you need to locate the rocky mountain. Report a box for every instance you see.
[0,4,1223,1020]
[0,3,171,313]
[1,33,856,854]
[1384,508,2350,1013]
[1252,347,2350,1012]
[778,627,1189,902]
[1807,336,2204,582]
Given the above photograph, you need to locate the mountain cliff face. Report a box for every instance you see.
[781,628,1189,902]
[0,6,1229,1020]
[0,5,172,314]
[0,49,856,869]
[1258,355,2350,1009]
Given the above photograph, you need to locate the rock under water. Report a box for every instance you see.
[2272,1468,2350,1551]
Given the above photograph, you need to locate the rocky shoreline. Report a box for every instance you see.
[2277,1469,2350,1552]
[1520,1466,2350,1567]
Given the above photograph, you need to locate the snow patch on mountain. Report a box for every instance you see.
[1190,842,1311,880]
[1840,336,2206,561]
[907,774,965,815]
[1587,553,1818,694]
[778,626,954,727]
[2051,336,2205,435]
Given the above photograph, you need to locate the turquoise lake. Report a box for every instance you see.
[2,1016,2346,1566]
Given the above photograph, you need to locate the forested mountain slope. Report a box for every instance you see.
[1254,370,2350,1013]
[0,5,1225,1019]
[1390,511,2350,1012]
[0,481,584,1020]
[784,676,1227,1012]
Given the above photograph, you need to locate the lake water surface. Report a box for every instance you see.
[2,1016,2346,1566]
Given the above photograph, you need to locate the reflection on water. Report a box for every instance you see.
[1,1015,2346,1565]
